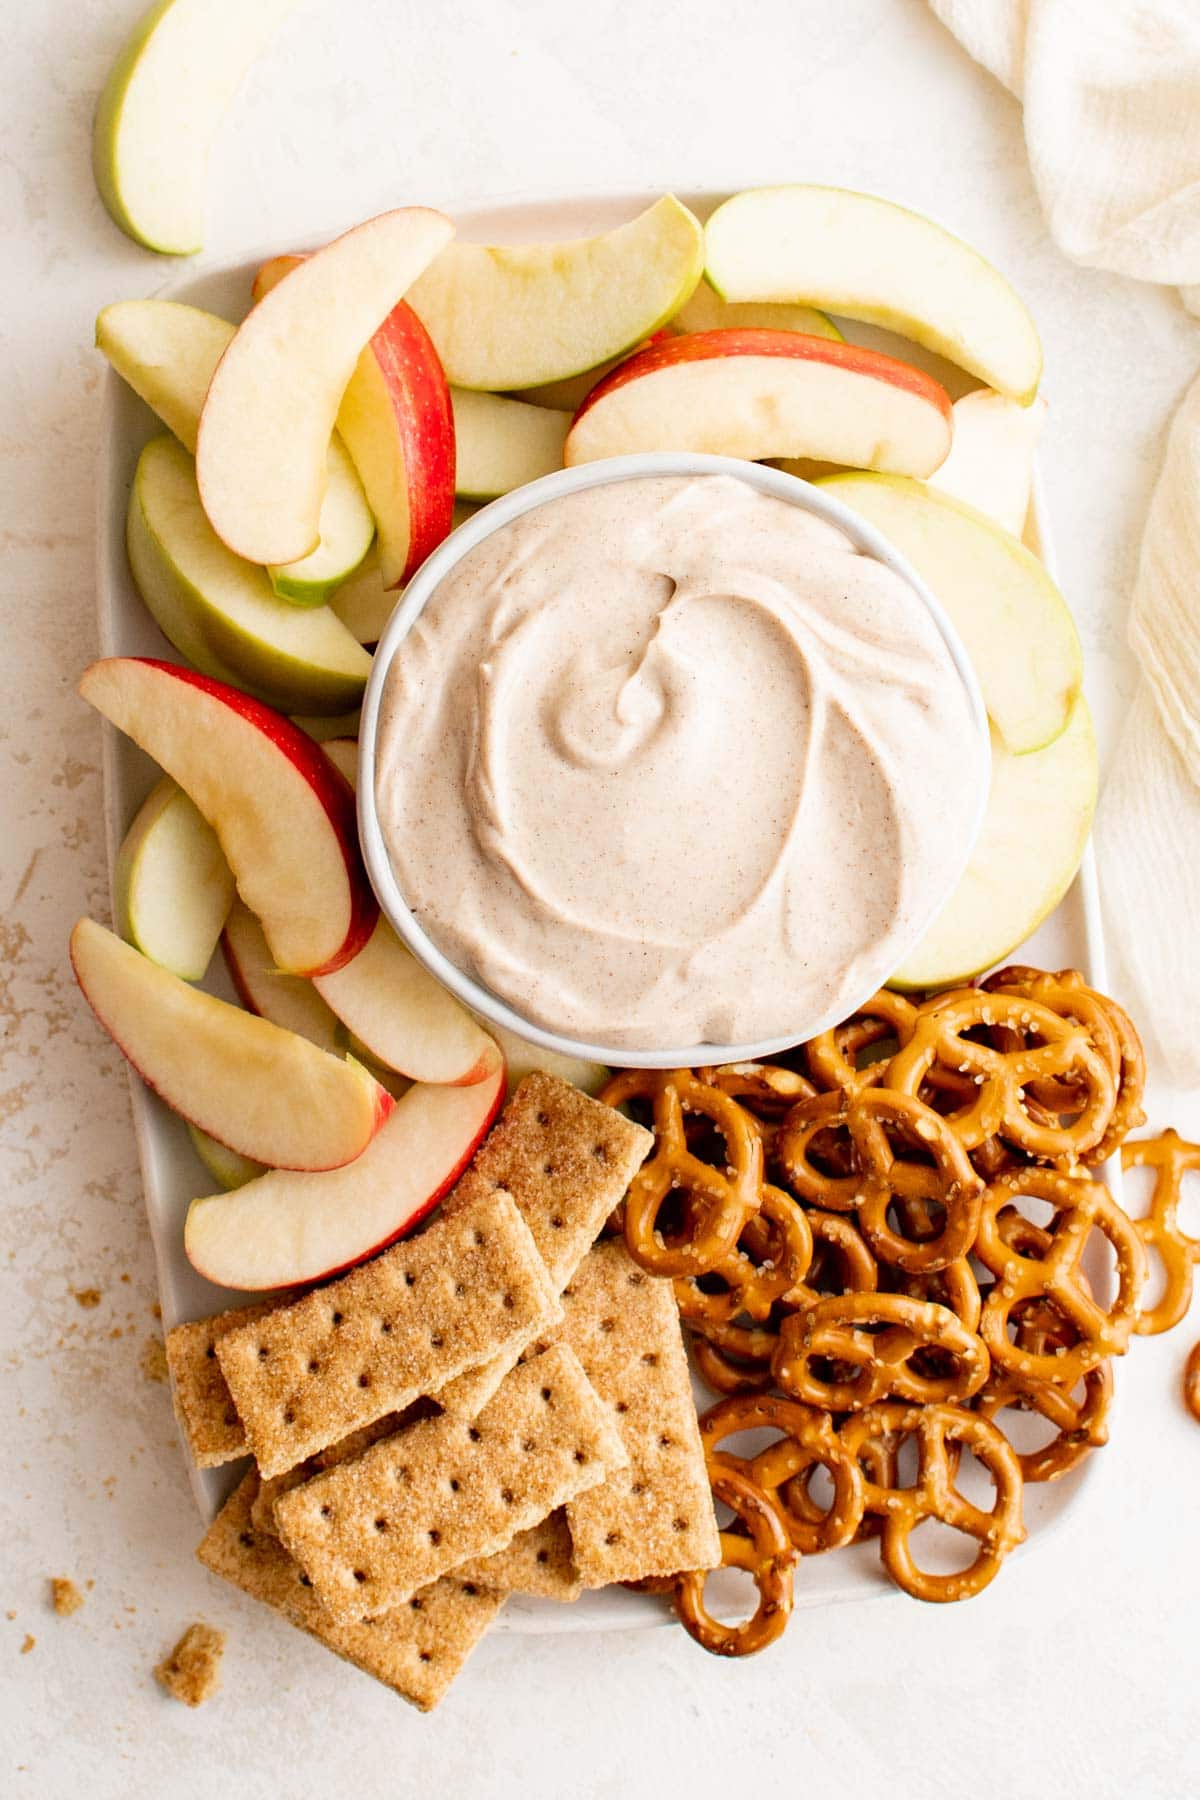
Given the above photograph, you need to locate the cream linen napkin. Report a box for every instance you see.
[930,0,1200,1082]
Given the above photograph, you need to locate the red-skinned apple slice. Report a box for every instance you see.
[70,919,393,1170]
[564,329,952,473]
[221,899,342,1053]
[184,1060,506,1289]
[253,253,455,589]
[313,918,502,1086]
[301,740,500,1085]
[196,207,453,565]
[78,657,375,976]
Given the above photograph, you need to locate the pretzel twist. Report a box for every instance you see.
[675,1186,813,1332]
[975,1171,1147,1383]
[1185,1342,1200,1424]
[601,1068,763,1277]
[773,1292,990,1411]
[986,966,1146,1163]
[887,991,1117,1159]
[803,990,920,1096]
[1122,1130,1200,1336]
[839,1402,1025,1601]
[699,1393,865,1554]
[674,1465,797,1657]
[974,1363,1113,1482]
[776,1087,983,1273]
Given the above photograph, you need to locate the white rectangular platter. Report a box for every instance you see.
[96,188,1119,1634]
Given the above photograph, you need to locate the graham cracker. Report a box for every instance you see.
[154,1621,226,1707]
[434,1074,653,1418]
[455,1509,581,1603]
[275,1344,627,1621]
[216,1188,560,1478]
[165,1299,282,1468]
[251,1411,415,1539]
[198,1472,503,1713]
[561,1240,720,1587]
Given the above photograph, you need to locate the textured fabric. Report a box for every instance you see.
[932,0,1200,1080]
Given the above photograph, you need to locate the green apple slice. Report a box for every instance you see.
[92,0,300,255]
[187,1121,266,1190]
[669,278,842,340]
[408,195,704,390]
[127,434,371,715]
[891,699,1097,989]
[452,389,570,499]
[114,775,235,980]
[816,472,1081,754]
[705,186,1042,404]
[930,388,1047,537]
[97,300,374,604]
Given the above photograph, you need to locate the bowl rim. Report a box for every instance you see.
[357,451,992,1068]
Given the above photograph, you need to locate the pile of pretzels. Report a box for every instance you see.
[603,966,1200,1656]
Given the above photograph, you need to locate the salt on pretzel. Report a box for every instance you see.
[839,1402,1025,1602]
[696,1060,816,1116]
[887,990,1117,1160]
[986,966,1146,1163]
[673,1464,797,1656]
[1122,1129,1200,1336]
[974,1363,1112,1483]
[775,1087,983,1273]
[975,1171,1147,1383]
[802,989,920,1096]
[674,1186,813,1333]
[601,1068,763,1277]
[699,1393,865,1554]
[773,1292,990,1412]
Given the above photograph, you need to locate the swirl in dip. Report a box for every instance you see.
[374,472,984,1051]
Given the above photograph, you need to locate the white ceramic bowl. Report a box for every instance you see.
[357,452,991,1068]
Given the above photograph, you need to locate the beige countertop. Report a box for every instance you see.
[3,2,1199,1795]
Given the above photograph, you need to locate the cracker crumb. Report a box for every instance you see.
[155,1622,225,1707]
[72,1288,101,1309]
[140,1337,168,1383]
[20,1635,34,1654]
[50,1578,84,1617]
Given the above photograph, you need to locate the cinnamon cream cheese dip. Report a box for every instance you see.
[374,471,985,1052]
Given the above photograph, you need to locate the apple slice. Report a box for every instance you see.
[188,1122,265,1191]
[930,388,1048,537]
[452,389,570,499]
[669,278,841,340]
[407,195,704,390]
[704,185,1042,404]
[816,472,1082,754]
[114,775,234,980]
[92,0,299,255]
[891,699,1097,989]
[483,1021,609,1101]
[565,330,952,474]
[96,301,233,447]
[97,300,375,606]
[319,737,359,785]
[185,1062,505,1288]
[71,919,392,1169]
[511,331,671,413]
[313,918,502,1086]
[328,545,392,647]
[196,207,453,565]
[128,435,372,715]
[252,257,455,590]
[222,899,341,1053]
[79,657,375,976]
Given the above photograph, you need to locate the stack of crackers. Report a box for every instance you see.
[166,1073,720,1711]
